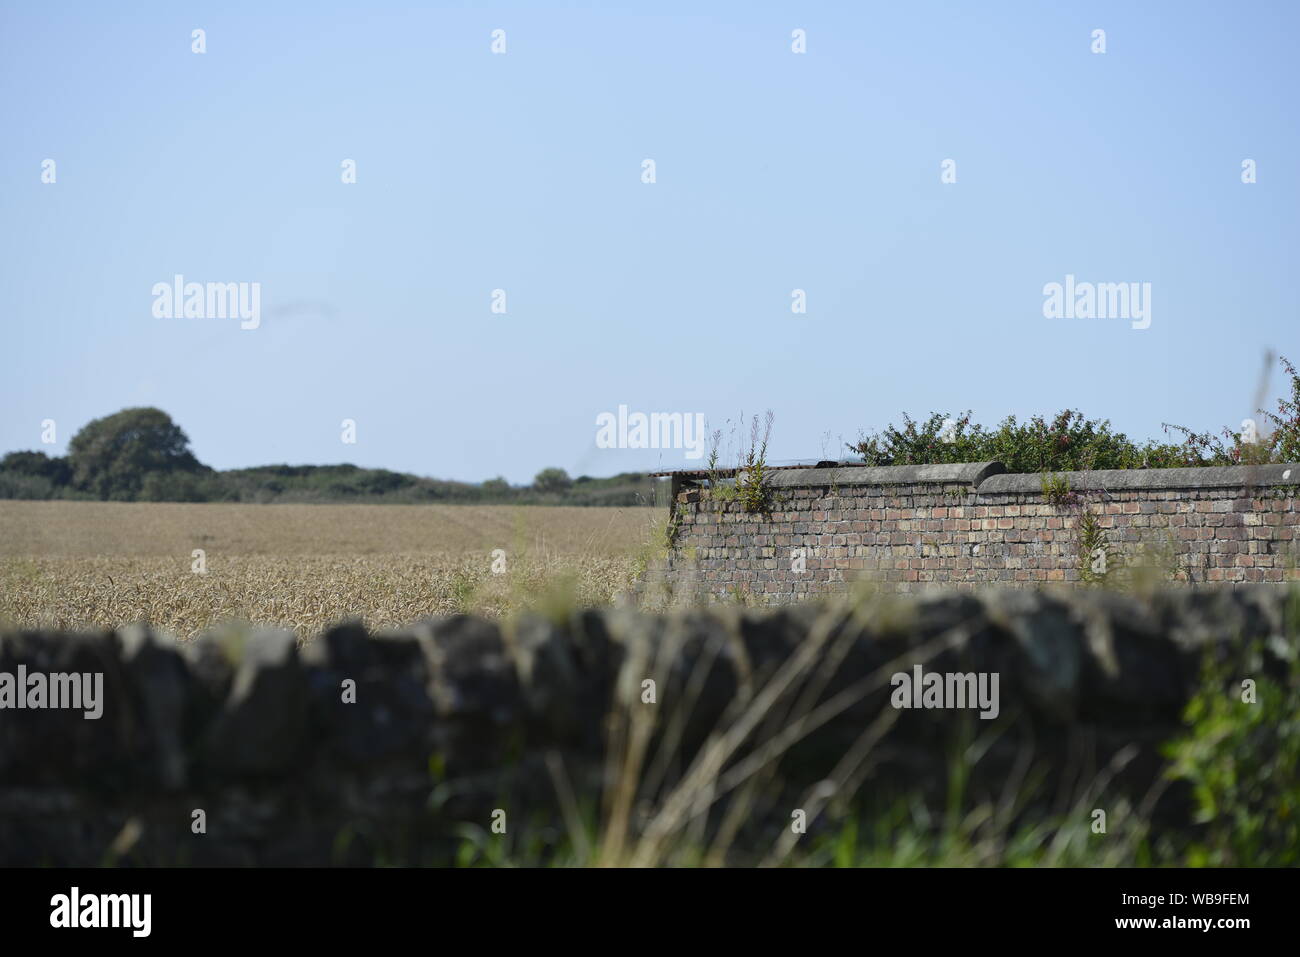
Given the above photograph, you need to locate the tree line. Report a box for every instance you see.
[0,408,658,506]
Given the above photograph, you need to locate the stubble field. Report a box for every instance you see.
[0,500,661,639]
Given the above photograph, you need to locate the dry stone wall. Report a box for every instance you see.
[2,587,1296,865]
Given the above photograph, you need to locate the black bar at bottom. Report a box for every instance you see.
[5,866,1282,943]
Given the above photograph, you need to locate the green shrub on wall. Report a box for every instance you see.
[850,355,1300,471]
[705,410,776,514]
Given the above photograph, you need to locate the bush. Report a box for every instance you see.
[533,468,573,493]
[1163,634,1300,866]
[1263,354,1300,463]
[849,356,1300,471]
[850,410,1197,471]
[0,450,72,485]
[0,472,58,500]
[139,470,233,503]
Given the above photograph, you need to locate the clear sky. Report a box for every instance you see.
[2,1,1296,484]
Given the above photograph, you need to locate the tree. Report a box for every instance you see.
[0,450,71,486]
[67,407,206,500]
[532,467,572,493]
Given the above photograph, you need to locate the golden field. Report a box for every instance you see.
[0,500,662,638]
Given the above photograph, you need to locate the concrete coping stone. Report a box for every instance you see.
[760,461,1005,488]
[705,461,1300,493]
[977,463,1300,494]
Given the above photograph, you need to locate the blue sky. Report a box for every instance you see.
[2,1,1296,484]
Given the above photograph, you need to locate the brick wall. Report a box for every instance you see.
[658,462,1300,601]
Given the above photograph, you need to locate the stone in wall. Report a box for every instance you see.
[0,585,1295,865]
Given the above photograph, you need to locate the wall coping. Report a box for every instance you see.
[977,463,1300,494]
[759,461,1005,489]
[700,461,1300,494]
